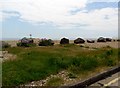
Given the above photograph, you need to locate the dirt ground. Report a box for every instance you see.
[2,39,120,48]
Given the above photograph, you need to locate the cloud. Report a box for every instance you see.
[0,11,20,22]
[88,0,119,3]
[0,0,118,31]
[1,0,87,22]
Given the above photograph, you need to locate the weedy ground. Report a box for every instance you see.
[2,44,119,86]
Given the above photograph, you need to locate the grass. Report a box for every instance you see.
[67,72,77,79]
[46,77,64,86]
[2,45,119,86]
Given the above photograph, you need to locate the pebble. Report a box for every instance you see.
[22,70,77,86]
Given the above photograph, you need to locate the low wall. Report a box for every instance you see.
[68,65,120,88]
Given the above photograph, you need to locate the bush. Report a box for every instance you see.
[17,42,36,47]
[101,49,113,58]
[2,41,11,48]
[106,59,116,66]
[39,39,54,46]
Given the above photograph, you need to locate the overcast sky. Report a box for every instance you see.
[0,0,119,40]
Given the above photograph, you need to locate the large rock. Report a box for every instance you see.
[117,39,120,42]
[74,38,85,44]
[106,38,112,42]
[113,39,116,42]
[17,37,35,47]
[21,37,33,44]
[97,37,106,42]
[60,38,69,44]
[87,39,95,43]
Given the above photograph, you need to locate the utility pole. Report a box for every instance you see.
[30,34,32,38]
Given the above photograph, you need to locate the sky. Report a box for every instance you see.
[0,0,119,40]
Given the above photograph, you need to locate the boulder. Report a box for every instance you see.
[21,37,33,44]
[117,39,120,42]
[106,38,112,42]
[87,40,95,43]
[74,38,85,44]
[60,38,69,44]
[97,37,106,42]
[113,39,116,42]
[17,37,35,47]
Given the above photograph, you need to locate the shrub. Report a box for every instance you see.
[39,39,54,46]
[2,41,11,48]
[80,57,98,71]
[17,42,36,47]
[68,72,77,79]
[101,49,113,58]
[106,59,116,66]
[68,65,80,74]
[17,42,22,47]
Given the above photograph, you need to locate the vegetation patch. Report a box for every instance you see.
[39,39,54,46]
[2,45,119,86]
[46,77,64,86]
[67,72,77,79]
[17,42,36,47]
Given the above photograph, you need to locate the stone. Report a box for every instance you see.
[60,38,69,44]
[113,39,116,42]
[97,37,106,42]
[87,40,95,43]
[106,38,112,42]
[21,37,33,44]
[17,37,35,47]
[74,38,85,44]
[117,39,120,42]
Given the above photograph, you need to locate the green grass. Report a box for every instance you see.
[46,77,64,86]
[2,45,119,86]
[67,72,77,79]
